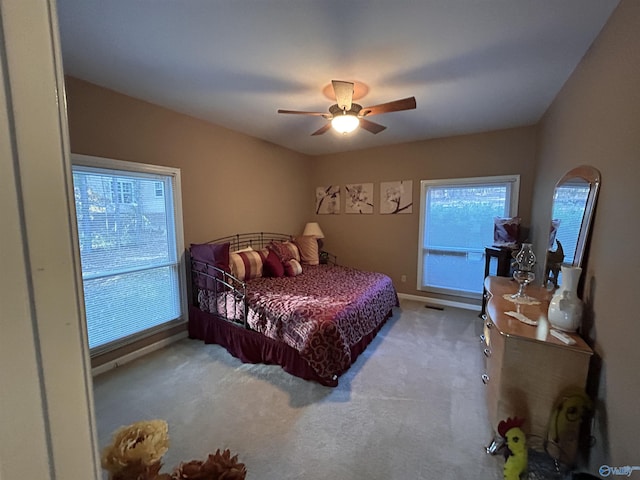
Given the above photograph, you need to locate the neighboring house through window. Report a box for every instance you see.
[418,175,520,298]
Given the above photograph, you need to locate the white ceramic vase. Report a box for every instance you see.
[548,266,584,332]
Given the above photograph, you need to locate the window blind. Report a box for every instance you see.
[72,159,184,354]
[418,176,520,297]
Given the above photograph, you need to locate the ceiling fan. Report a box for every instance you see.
[277,80,417,136]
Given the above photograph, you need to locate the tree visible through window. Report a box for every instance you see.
[418,176,520,297]
[72,155,185,354]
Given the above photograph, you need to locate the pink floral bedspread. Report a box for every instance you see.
[199,264,398,381]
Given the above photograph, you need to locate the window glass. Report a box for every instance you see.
[419,176,519,297]
[72,158,184,354]
[551,183,590,265]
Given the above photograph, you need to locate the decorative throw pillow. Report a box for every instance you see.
[229,250,265,281]
[294,235,319,265]
[282,241,301,262]
[190,242,230,289]
[493,217,520,247]
[262,249,285,278]
[267,241,300,262]
[284,258,303,277]
[190,242,230,270]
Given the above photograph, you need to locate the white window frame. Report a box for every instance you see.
[71,153,188,355]
[417,175,520,298]
[116,179,134,204]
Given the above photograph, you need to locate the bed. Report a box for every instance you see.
[187,232,399,386]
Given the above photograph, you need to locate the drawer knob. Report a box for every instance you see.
[481,373,490,384]
[479,334,486,343]
[485,321,493,329]
[483,348,491,358]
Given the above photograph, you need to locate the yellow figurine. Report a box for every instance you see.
[498,417,528,480]
[547,388,593,464]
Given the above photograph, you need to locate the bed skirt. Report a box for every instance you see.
[188,305,393,387]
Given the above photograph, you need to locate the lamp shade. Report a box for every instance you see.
[331,114,359,134]
[302,222,324,239]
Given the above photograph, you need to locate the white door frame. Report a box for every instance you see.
[0,1,100,478]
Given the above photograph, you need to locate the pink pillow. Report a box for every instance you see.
[284,259,303,277]
[267,241,292,261]
[263,249,285,278]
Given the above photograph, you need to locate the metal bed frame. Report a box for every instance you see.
[187,232,336,329]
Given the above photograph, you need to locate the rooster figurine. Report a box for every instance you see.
[497,417,528,480]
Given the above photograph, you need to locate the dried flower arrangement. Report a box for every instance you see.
[101,420,246,480]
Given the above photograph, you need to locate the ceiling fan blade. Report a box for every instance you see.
[359,118,387,134]
[359,97,416,117]
[277,109,327,116]
[332,80,354,111]
[311,123,332,136]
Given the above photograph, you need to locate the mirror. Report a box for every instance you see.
[544,165,601,288]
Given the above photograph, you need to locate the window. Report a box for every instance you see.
[155,181,164,197]
[418,175,520,297]
[72,155,186,355]
[551,181,590,265]
[116,180,134,204]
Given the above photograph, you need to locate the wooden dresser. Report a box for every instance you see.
[481,276,593,461]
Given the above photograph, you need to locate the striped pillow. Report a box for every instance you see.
[284,258,303,277]
[229,250,265,281]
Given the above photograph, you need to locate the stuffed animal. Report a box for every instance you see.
[547,388,593,463]
[498,417,528,480]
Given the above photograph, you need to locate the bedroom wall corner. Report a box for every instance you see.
[530,0,640,468]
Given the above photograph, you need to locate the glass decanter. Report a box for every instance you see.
[511,243,536,302]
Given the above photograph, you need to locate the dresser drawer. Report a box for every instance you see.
[482,318,505,429]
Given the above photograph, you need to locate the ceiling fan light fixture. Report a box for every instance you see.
[331,113,359,134]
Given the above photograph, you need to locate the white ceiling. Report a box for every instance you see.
[56,1,619,156]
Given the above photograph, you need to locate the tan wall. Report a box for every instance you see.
[65,77,312,366]
[311,126,539,303]
[65,77,312,245]
[530,0,639,467]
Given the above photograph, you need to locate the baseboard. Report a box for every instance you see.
[91,331,188,377]
[397,293,479,311]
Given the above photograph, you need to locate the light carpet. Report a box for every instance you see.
[93,299,503,479]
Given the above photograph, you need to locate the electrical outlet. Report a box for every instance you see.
[401,275,407,283]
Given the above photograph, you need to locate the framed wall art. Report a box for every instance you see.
[315,185,340,214]
[345,183,374,214]
[380,180,413,214]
